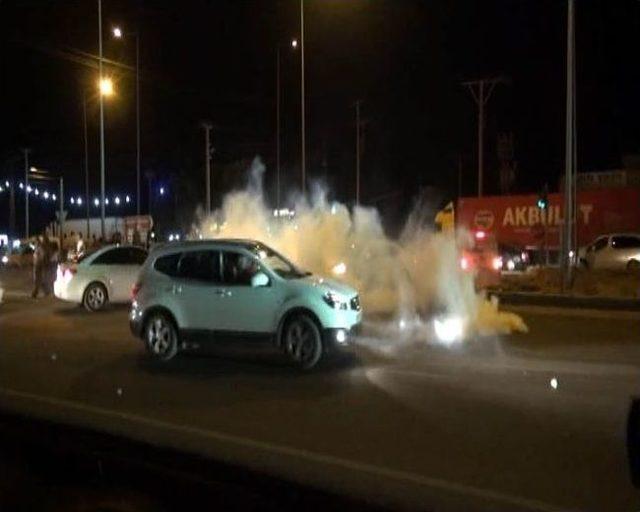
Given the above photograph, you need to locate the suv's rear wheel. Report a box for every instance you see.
[628,259,640,271]
[283,314,323,370]
[145,312,178,362]
[83,282,108,312]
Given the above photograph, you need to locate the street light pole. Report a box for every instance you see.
[562,0,576,291]
[202,123,213,215]
[135,33,141,218]
[59,177,64,248]
[300,0,306,194]
[355,100,362,205]
[83,90,90,238]
[98,0,106,239]
[276,46,281,209]
[23,148,30,238]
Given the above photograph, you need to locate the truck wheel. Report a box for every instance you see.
[283,314,323,370]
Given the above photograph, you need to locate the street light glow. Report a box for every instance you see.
[94,198,100,207]
[76,196,83,206]
[114,196,121,205]
[30,166,38,173]
[112,26,123,38]
[99,78,114,96]
[125,195,131,203]
[291,38,298,48]
[159,187,165,195]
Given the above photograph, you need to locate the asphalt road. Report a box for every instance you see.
[1,276,640,511]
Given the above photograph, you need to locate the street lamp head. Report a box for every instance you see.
[112,26,123,38]
[99,77,114,96]
[291,38,298,49]
[30,166,37,173]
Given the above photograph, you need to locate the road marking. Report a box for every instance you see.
[0,387,571,512]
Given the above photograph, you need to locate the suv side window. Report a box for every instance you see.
[93,247,128,264]
[611,236,640,249]
[593,237,609,252]
[128,247,148,265]
[154,252,181,277]
[177,250,221,283]
[221,251,261,286]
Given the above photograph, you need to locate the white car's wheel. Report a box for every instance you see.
[83,283,108,312]
[145,312,178,362]
[284,314,323,370]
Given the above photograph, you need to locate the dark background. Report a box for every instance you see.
[1,0,639,235]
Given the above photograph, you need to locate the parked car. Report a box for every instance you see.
[54,245,148,311]
[459,230,502,288]
[129,239,362,370]
[581,233,640,271]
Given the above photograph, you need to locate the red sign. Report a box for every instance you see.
[457,188,640,248]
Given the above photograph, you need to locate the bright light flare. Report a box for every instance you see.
[433,316,464,344]
[332,262,347,275]
[492,256,503,270]
[112,27,123,38]
[550,377,558,390]
[291,38,298,48]
[1,255,8,264]
[99,78,114,96]
[506,259,515,271]
[460,256,469,271]
[475,230,486,240]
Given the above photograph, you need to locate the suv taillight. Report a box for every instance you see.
[131,281,142,300]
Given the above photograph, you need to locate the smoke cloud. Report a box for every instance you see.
[193,157,527,338]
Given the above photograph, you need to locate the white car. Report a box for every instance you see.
[55,245,148,311]
[581,233,640,271]
[129,239,362,369]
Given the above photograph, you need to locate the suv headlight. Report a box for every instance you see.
[323,291,348,310]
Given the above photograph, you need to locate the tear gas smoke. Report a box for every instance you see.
[193,158,527,338]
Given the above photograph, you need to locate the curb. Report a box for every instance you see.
[490,291,640,312]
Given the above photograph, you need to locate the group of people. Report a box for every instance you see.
[30,230,130,298]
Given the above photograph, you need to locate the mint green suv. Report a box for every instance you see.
[130,239,362,369]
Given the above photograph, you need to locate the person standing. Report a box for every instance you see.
[31,236,47,298]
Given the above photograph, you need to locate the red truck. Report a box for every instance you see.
[437,186,640,274]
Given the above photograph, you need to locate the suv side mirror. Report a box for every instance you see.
[251,271,270,287]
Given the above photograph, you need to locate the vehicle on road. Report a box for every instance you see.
[1,240,35,269]
[581,233,640,271]
[129,239,362,370]
[459,230,502,288]
[54,244,148,311]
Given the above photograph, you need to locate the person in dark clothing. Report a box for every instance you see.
[31,236,48,298]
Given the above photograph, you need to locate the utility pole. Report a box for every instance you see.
[23,148,30,238]
[135,33,141,218]
[98,0,106,239]
[83,90,90,238]
[202,122,213,215]
[457,155,463,198]
[562,0,576,291]
[355,100,362,205]
[300,0,306,194]
[462,77,505,197]
[9,179,15,237]
[276,46,281,209]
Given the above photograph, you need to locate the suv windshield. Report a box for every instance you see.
[254,246,309,279]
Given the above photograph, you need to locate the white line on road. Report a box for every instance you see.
[0,386,572,512]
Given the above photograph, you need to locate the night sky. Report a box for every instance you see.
[1,0,639,235]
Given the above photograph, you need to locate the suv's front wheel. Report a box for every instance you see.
[283,313,323,370]
[145,312,179,362]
